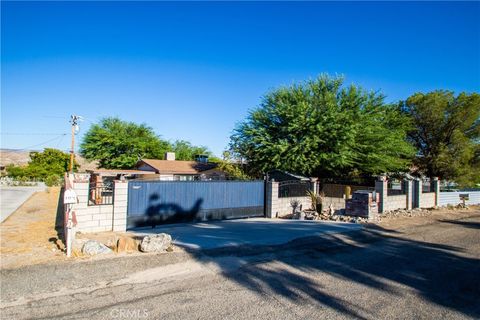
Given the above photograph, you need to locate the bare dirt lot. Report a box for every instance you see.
[0,188,161,269]
[0,187,68,268]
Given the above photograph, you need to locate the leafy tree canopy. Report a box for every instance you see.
[230,75,415,177]
[171,140,213,161]
[6,148,75,185]
[215,151,251,180]
[400,91,480,186]
[80,117,170,169]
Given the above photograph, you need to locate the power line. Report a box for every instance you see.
[6,134,67,151]
[55,134,65,148]
[0,133,68,136]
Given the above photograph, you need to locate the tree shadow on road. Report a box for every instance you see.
[189,224,480,319]
[439,219,480,229]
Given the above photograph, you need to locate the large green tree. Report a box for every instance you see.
[230,75,415,177]
[400,91,480,186]
[171,140,212,161]
[6,148,75,185]
[80,117,171,169]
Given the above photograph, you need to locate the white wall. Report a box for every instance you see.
[276,196,311,217]
[71,175,127,233]
[384,195,407,211]
[323,196,345,210]
[439,191,480,206]
[420,192,436,208]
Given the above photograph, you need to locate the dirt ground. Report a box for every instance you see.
[1,188,477,270]
[375,205,480,230]
[0,187,67,269]
[0,188,152,269]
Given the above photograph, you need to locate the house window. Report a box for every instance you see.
[175,175,196,181]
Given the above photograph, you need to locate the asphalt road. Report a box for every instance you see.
[0,184,46,223]
[138,218,362,249]
[1,213,479,320]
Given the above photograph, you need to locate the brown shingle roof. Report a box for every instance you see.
[86,169,156,175]
[137,159,218,174]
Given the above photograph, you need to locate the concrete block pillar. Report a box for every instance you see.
[432,177,440,206]
[309,177,318,195]
[71,181,90,231]
[375,176,388,213]
[266,180,279,218]
[413,178,422,209]
[404,180,413,210]
[113,180,128,232]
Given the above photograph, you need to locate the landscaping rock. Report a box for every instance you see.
[82,240,113,256]
[140,233,172,253]
[117,236,138,253]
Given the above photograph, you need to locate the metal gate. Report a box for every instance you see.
[127,180,265,229]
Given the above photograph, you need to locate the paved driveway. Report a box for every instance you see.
[0,184,46,223]
[135,218,362,250]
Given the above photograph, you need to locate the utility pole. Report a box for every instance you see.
[69,115,82,173]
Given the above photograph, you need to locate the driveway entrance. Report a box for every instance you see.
[134,218,362,250]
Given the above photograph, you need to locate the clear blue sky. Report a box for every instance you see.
[2,1,479,157]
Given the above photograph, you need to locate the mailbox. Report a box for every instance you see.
[63,189,78,204]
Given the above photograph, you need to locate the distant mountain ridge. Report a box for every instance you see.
[0,149,98,171]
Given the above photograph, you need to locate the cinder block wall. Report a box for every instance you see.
[112,181,128,232]
[323,196,345,211]
[384,195,407,211]
[276,196,311,217]
[266,179,317,218]
[71,174,127,233]
[420,192,435,208]
[376,177,439,213]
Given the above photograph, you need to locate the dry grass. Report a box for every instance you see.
[0,187,167,269]
[0,187,68,269]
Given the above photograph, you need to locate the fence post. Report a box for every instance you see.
[432,177,440,207]
[413,178,422,208]
[113,180,128,232]
[309,177,318,195]
[375,175,387,213]
[405,179,413,210]
[265,180,279,218]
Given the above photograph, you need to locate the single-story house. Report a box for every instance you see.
[85,169,157,205]
[134,153,227,181]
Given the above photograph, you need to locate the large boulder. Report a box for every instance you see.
[140,233,172,253]
[117,236,138,253]
[82,240,113,255]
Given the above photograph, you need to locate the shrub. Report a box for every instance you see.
[44,175,62,187]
